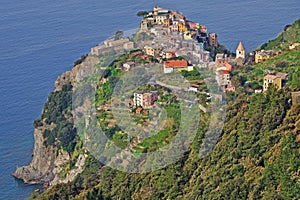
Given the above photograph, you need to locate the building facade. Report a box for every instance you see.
[163,59,192,73]
[236,41,246,60]
[209,33,218,47]
[255,51,270,63]
[263,74,282,91]
[133,91,158,109]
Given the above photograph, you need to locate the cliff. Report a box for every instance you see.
[12,56,100,185]
[12,127,57,184]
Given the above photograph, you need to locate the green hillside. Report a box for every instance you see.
[29,18,300,200]
[259,18,300,51]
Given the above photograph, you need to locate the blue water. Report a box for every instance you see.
[0,0,299,199]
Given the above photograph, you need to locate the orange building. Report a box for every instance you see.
[178,22,188,32]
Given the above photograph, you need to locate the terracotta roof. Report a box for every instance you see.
[191,84,200,88]
[136,107,143,112]
[221,70,230,74]
[237,41,245,51]
[164,60,188,68]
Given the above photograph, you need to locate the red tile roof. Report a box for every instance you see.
[164,60,188,68]
[221,70,230,74]
[191,84,200,88]
[136,107,143,113]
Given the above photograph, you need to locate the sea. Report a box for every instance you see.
[0,0,299,199]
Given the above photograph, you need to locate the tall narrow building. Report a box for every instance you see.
[236,41,246,60]
[209,33,218,47]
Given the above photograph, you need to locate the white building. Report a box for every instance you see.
[123,62,135,71]
[133,91,143,107]
[236,41,246,60]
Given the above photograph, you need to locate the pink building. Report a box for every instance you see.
[143,92,158,108]
[134,91,158,109]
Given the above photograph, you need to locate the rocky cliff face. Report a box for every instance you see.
[12,127,57,184]
[12,56,100,185]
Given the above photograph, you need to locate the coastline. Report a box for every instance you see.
[4,3,299,199]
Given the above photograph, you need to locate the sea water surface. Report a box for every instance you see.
[0,0,299,199]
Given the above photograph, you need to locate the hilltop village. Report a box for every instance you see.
[14,5,300,199]
[90,6,299,111]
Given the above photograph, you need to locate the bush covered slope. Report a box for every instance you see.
[30,19,300,200]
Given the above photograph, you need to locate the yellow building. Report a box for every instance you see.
[183,31,193,40]
[144,46,162,57]
[178,22,188,33]
[144,46,155,56]
[263,74,282,91]
[255,51,270,63]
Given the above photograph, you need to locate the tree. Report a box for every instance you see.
[290,69,300,89]
[114,30,123,40]
[102,69,111,78]
[136,11,148,17]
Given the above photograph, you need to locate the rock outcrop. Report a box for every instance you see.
[12,127,57,184]
[12,56,100,185]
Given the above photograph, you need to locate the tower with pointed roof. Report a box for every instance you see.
[236,41,246,60]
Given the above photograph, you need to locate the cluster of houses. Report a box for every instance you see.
[121,6,250,94]
[140,6,217,47]
[91,6,295,98]
[204,41,246,92]
[213,53,235,92]
[214,41,291,94]
[91,6,216,77]
[138,6,217,65]
[90,6,227,76]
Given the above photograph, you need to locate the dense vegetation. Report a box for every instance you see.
[30,18,300,199]
[34,83,77,153]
